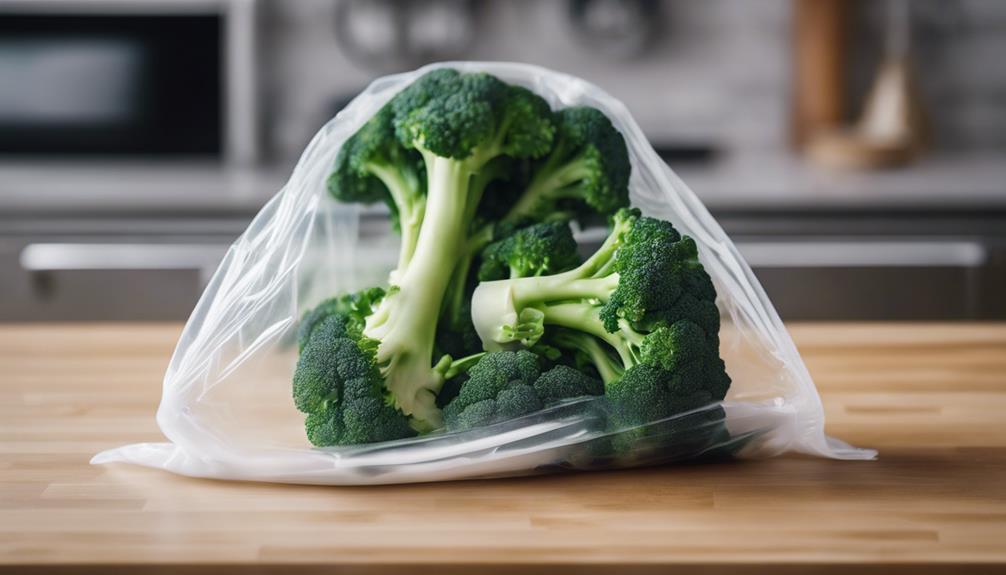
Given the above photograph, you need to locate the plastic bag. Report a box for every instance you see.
[93,62,875,485]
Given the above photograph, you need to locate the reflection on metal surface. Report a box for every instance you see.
[20,242,228,284]
[737,240,986,268]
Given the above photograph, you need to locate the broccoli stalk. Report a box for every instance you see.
[549,329,624,385]
[361,154,472,431]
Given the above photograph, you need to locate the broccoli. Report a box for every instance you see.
[293,315,415,446]
[437,219,582,361]
[471,208,730,430]
[294,295,486,446]
[477,221,581,282]
[300,68,733,456]
[443,351,602,431]
[296,287,386,352]
[436,220,581,359]
[533,364,603,403]
[500,107,630,227]
[328,106,425,279]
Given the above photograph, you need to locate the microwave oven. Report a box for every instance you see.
[0,0,259,165]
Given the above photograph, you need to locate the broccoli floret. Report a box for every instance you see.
[296,287,386,352]
[533,364,603,403]
[443,351,602,431]
[501,107,630,227]
[328,106,425,278]
[477,221,581,282]
[293,315,415,446]
[443,350,541,430]
[470,208,730,439]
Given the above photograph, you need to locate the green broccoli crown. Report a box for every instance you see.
[502,106,630,226]
[533,364,603,403]
[392,70,554,162]
[477,221,581,281]
[495,85,556,159]
[296,287,386,352]
[598,210,715,334]
[454,350,541,405]
[327,106,426,230]
[638,320,707,372]
[443,352,606,431]
[605,360,727,429]
[443,350,542,430]
[293,314,414,446]
[470,205,731,439]
[604,364,676,426]
[552,107,631,213]
[328,104,427,270]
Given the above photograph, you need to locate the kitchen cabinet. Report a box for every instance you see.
[1,322,1004,573]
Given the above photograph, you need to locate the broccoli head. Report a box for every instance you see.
[328,105,426,276]
[443,352,602,431]
[501,106,630,227]
[477,221,581,282]
[293,315,415,446]
[296,287,386,352]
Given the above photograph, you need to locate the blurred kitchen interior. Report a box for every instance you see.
[1,0,1004,322]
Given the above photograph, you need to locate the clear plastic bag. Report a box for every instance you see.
[93,62,875,485]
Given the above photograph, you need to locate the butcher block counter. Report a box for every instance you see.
[1,323,1004,574]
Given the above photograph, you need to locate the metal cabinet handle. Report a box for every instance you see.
[19,243,229,284]
[735,240,987,268]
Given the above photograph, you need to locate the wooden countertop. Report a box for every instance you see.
[1,323,1005,574]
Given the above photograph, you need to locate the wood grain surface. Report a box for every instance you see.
[1,323,1005,574]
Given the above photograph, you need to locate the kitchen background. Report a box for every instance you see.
[1,0,1004,322]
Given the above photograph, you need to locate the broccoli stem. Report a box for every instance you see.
[508,274,619,309]
[551,330,624,386]
[441,221,494,328]
[364,155,473,431]
[470,210,635,354]
[536,303,636,368]
[500,138,565,225]
[500,147,592,227]
[442,351,487,380]
[367,163,425,274]
[438,157,504,329]
[580,335,624,386]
